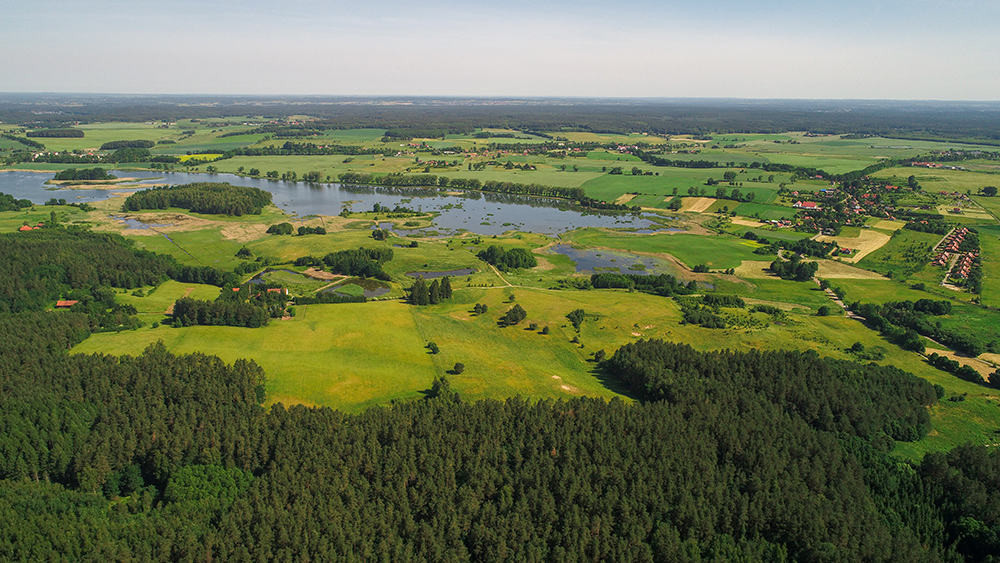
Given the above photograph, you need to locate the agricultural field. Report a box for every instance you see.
[6,120,1000,462]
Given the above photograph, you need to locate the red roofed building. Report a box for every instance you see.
[793,201,819,209]
[18,225,33,232]
[55,300,79,308]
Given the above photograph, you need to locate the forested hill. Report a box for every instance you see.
[3,94,999,140]
[1,223,999,559]
[122,182,272,215]
[2,309,999,559]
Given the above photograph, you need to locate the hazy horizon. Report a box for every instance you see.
[4,0,998,100]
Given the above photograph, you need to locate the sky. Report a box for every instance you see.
[2,0,998,100]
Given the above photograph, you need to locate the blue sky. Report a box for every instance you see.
[2,0,997,99]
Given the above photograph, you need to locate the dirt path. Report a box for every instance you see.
[164,287,194,314]
[488,263,513,287]
[614,193,638,205]
[925,347,994,380]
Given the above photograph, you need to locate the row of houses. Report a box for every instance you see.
[931,227,970,267]
[950,252,978,280]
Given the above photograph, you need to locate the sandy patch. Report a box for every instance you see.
[220,223,269,242]
[730,217,765,228]
[979,353,1000,366]
[813,259,887,279]
[733,260,775,279]
[815,229,891,263]
[870,219,905,231]
[614,193,638,205]
[680,197,715,213]
[303,268,344,281]
[926,347,994,379]
[533,256,557,272]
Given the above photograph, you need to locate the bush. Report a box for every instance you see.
[452,363,465,375]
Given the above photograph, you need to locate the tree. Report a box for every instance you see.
[983,186,997,197]
[439,276,452,299]
[427,342,439,354]
[566,309,585,332]
[428,279,441,304]
[817,305,831,316]
[500,304,527,327]
[452,362,465,375]
[409,278,430,305]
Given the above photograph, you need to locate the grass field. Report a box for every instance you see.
[564,228,767,269]
[9,124,1000,459]
[857,229,940,280]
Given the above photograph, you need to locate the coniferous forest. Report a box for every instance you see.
[1,227,999,559]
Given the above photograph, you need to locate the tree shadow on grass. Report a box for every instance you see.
[589,364,640,400]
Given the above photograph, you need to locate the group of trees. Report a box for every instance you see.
[2,280,1000,557]
[407,276,453,305]
[53,167,115,181]
[476,245,537,271]
[171,297,271,328]
[266,222,294,235]
[99,140,155,150]
[123,183,272,216]
[854,299,991,357]
[769,254,819,281]
[0,191,31,211]
[499,303,527,326]
[294,247,393,280]
[337,172,636,211]
[26,128,83,137]
[590,272,695,296]
[0,228,177,313]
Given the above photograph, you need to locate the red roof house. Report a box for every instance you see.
[55,300,79,308]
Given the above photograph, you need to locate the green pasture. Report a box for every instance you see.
[564,229,766,269]
[977,225,1000,307]
[857,229,939,280]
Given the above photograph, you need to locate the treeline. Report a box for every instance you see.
[0,228,176,313]
[590,272,693,296]
[337,172,636,210]
[476,245,537,271]
[604,339,936,441]
[53,167,115,181]
[26,128,83,138]
[0,191,32,211]
[2,309,1000,558]
[407,276,453,305]
[226,141,391,157]
[295,247,393,280]
[854,299,992,357]
[99,140,155,150]
[123,183,272,215]
[171,297,270,328]
[769,254,819,281]
[1,133,44,149]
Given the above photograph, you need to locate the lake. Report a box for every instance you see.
[0,169,658,235]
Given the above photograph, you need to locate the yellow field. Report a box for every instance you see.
[816,229,892,263]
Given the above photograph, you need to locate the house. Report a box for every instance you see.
[793,201,819,209]
[18,225,33,232]
[55,300,79,308]
[266,288,289,295]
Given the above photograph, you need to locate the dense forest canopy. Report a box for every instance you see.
[4,94,1000,140]
[123,182,272,215]
[0,222,998,558]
